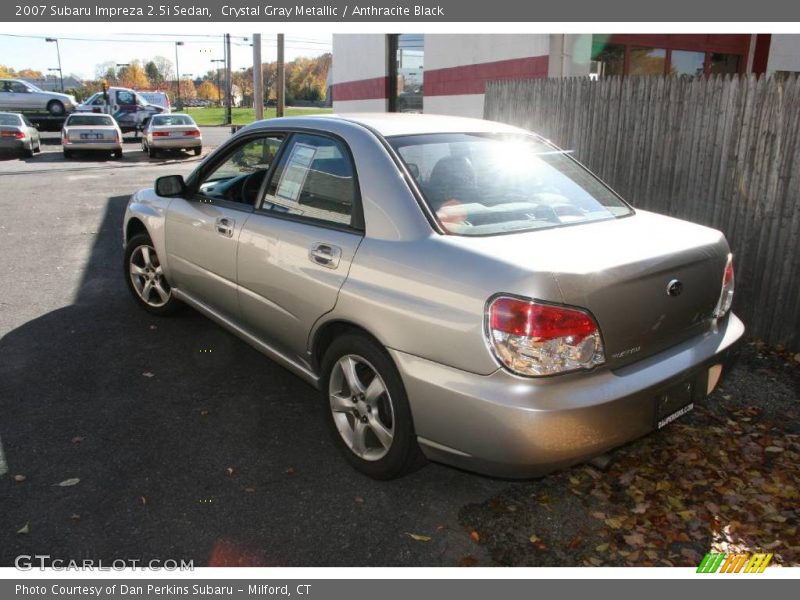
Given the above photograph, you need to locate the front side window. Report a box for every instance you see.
[197,135,283,206]
[388,133,632,236]
[261,133,357,227]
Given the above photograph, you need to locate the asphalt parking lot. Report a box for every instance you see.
[1,129,798,568]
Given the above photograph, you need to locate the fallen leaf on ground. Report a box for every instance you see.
[142,372,155,378]
[13,474,26,483]
[70,436,84,444]
[244,487,255,493]
[17,522,30,535]
[470,531,481,542]
[226,467,235,477]
[406,533,432,542]
[354,496,365,504]
[139,496,147,505]
[55,478,80,487]
[458,555,478,567]
[69,514,80,521]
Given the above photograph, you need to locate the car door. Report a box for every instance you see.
[237,131,364,364]
[164,133,285,319]
[10,82,38,110]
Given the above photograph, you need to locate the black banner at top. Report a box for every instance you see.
[3,0,800,22]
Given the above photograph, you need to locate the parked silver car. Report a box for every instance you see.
[123,114,744,479]
[0,112,41,157]
[142,113,202,158]
[62,113,122,159]
[0,79,76,116]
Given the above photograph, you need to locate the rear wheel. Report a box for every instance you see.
[321,333,426,479]
[148,145,157,158]
[47,100,65,116]
[63,149,73,159]
[112,149,122,159]
[124,233,181,316]
[23,145,34,158]
[193,146,202,156]
[34,140,41,153]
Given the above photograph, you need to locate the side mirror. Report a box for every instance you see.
[155,175,187,197]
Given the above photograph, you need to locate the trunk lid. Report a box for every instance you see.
[152,125,200,139]
[448,210,730,369]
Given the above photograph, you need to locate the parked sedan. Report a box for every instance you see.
[123,114,743,479]
[142,114,202,158]
[62,113,122,159]
[0,112,41,157]
[0,79,76,116]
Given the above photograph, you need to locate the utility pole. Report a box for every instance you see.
[175,41,184,109]
[253,33,264,121]
[45,38,64,92]
[277,33,285,118]
[224,33,232,125]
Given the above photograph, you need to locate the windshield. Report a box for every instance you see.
[152,115,194,126]
[67,115,115,127]
[388,133,633,236]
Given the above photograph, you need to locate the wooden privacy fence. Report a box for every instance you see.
[484,74,800,350]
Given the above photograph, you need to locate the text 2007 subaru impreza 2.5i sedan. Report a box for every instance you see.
[122,114,744,479]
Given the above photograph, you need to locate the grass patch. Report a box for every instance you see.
[176,106,332,127]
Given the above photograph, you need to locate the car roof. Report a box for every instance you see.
[0,111,22,117]
[246,113,529,138]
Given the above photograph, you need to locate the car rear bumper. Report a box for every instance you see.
[63,141,121,151]
[0,138,26,151]
[150,138,201,149]
[391,312,744,478]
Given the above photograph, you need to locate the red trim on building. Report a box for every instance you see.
[331,76,389,102]
[424,56,549,96]
[603,34,750,55]
[752,34,772,74]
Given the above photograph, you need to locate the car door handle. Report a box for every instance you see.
[215,217,235,238]
[309,243,342,269]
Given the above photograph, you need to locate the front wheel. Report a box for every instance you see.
[124,233,181,316]
[321,333,426,479]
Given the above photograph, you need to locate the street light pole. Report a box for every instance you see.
[175,41,184,109]
[45,38,64,92]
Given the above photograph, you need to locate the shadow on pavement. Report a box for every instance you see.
[0,194,495,567]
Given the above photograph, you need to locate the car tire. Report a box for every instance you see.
[320,333,426,480]
[63,149,73,159]
[34,140,42,153]
[23,145,34,158]
[193,147,202,156]
[112,149,123,159]
[124,233,181,316]
[47,100,65,116]
[148,146,157,159]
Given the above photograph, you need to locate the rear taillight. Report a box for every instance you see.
[62,130,69,145]
[184,129,200,137]
[114,131,120,143]
[486,296,605,377]
[153,131,170,137]
[713,254,735,318]
[1,131,24,139]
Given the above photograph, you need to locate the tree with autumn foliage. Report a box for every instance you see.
[196,80,221,103]
[118,61,150,89]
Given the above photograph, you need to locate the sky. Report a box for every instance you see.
[0,32,332,82]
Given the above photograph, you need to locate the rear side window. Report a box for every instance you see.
[260,133,357,228]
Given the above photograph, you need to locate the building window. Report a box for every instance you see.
[629,47,667,76]
[592,43,625,77]
[710,53,740,75]
[670,50,706,77]
[389,34,424,112]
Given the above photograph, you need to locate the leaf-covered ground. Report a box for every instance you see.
[458,342,800,567]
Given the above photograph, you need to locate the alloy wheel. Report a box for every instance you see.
[328,354,395,461]
[128,244,171,308]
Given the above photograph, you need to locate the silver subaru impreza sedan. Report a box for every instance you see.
[123,114,744,479]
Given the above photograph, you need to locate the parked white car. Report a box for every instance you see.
[0,79,76,116]
[62,113,123,159]
[0,112,41,157]
[142,114,202,158]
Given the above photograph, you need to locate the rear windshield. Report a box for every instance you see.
[67,115,115,127]
[388,133,633,236]
[151,115,194,126]
[0,114,21,126]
